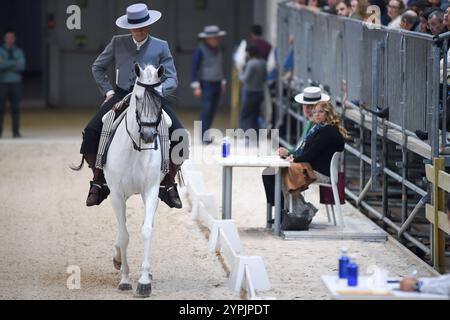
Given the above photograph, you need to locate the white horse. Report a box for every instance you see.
[105,63,170,298]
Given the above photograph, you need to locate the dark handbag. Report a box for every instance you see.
[281,209,312,231]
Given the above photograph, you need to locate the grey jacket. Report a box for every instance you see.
[198,43,224,82]
[92,34,177,97]
[239,58,267,92]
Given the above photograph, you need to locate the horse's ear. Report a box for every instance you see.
[134,63,141,77]
[157,65,165,79]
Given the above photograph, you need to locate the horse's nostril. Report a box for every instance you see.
[141,128,157,144]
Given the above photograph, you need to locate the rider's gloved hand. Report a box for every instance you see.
[103,90,115,104]
[154,85,163,96]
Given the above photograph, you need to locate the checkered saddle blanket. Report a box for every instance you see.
[95,93,171,175]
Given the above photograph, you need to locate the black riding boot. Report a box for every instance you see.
[159,161,183,209]
[84,154,110,207]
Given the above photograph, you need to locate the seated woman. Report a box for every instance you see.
[262,100,348,226]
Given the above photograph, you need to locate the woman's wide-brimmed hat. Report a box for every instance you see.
[294,86,330,105]
[198,25,227,38]
[116,3,162,29]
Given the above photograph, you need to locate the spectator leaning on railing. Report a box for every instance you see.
[400,10,420,30]
[336,0,353,17]
[428,9,447,35]
[417,7,439,33]
[387,0,406,29]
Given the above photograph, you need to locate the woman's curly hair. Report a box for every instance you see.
[314,101,349,140]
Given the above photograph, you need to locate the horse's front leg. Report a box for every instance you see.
[135,185,159,298]
[110,192,132,291]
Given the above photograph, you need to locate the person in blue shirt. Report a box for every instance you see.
[0,31,26,138]
[191,25,227,143]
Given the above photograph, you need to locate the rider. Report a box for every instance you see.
[80,3,188,209]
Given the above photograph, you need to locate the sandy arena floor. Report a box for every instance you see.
[0,109,440,300]
[0,140,236,300]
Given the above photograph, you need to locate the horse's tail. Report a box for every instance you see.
[70,155,85,171]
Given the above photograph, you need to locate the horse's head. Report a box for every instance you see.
[132,63,164,144]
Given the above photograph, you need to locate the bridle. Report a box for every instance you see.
[125,81,163,152]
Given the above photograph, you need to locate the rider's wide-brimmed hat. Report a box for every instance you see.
[294,86,330,105]
[116,3,162,29]
[198,25,227,38]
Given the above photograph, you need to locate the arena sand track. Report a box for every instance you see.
[0,139,439,300]
[0,140,236,300]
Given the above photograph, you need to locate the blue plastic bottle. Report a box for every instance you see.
[347,255,358,287]
[338,247,349,279]
[222,137,230,158]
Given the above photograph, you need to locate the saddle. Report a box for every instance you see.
[95,94,172,172]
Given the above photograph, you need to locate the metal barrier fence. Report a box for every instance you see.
[278,4,440,134]
[276,1,450,271]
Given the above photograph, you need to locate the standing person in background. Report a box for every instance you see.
[191,25,227,144]
[248,25,272,130]
[248,25,272,62]
[0,31,25,138]
[239,45,267,132]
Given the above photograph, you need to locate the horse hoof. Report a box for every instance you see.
[113,257,121,270]
[118,283,132,291]
[135,282,152,298]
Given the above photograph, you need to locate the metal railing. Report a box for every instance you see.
[276,1,450,270]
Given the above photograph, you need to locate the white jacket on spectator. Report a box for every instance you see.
[234,40,247,74]
[420,274,450,296]
[267,48,277,75]
[387,16,402,29]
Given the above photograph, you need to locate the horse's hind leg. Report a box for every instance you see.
[110,192,132,291]
[135,186,159,298]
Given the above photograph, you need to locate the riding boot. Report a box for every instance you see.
[84,154,110,207]
[159,161,183,209]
